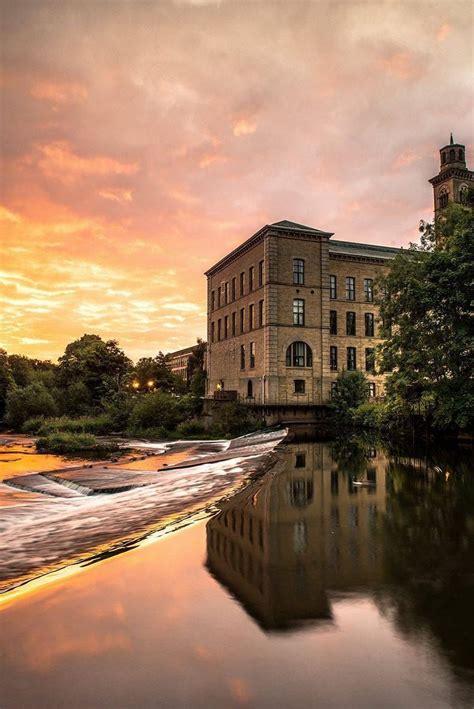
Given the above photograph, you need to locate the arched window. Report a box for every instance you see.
[449,149,455,162]
[247,380,253,398]
[286,341,312,367]
[459,185,469,204]
[438,187,449,209]
[441,152,446,164]
[458,149,464,162]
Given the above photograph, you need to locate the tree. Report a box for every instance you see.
[330,371,369,423]
[133,352,185,393]
[4,382,58,429]
[186,338,206,381]
[0,349,13,420]
[378,203,474,431]
[57,334,132,401]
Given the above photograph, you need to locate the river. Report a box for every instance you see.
[0,433,472,708]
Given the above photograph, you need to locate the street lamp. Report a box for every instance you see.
[132,381,140,390]
[147,379,155,389]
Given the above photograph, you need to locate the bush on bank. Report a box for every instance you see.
[23,414,115,436]
[36,432,120,454]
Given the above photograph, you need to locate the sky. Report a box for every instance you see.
[1,0,473,362]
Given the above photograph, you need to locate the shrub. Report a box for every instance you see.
[22,416,46,434]
[36,432,119,454]
[26,414,115,436]
[176,420,207,438]
[128,391,183,432]
[211,403,264,438]
[4,383,58,429]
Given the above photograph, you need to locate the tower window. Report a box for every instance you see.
[347,347,356,371]
[330,346,338,371]
[346,276,355,301]
[330,310,337,335]
[293,259,305,285]
[286,342,312,367]
[439,188,449,209]
[365,312,375,337]
[330,275,337,299]
[459,149,464,162]
[346,311,356,336]
[441,152,446,165]
[459,186,469,204]
[293,298,305,326]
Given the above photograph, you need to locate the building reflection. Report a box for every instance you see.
[205,442,389,631]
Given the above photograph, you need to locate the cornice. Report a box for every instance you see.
[429,168,474,186]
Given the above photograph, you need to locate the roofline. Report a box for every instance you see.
[205,223,334,277]
[329,239,402,255]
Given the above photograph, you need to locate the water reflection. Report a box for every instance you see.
[206,440,474,685]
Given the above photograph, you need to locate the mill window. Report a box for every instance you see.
[258,260,264,287]
[346,311,356,336]
[365,348,375,373]
[249,342,255,369]
[347,347,356,370]
[365,313,375,337]
[330,275,337,299]
[249,266,254,292]
[330,346,338,371]
[364,278,374,303]
[293,259,305,285]
[330,310,337,335]
[346,277,355,301]
[293,298,305,326]
[294,379,305,394]
[240,344,246,370]
[286,342,312,368]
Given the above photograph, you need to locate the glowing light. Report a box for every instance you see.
[147,379,155,388]
[132,381,140,389]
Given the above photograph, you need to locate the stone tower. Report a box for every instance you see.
[429,134,473,215]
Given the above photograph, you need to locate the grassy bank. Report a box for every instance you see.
[36,432,120,455]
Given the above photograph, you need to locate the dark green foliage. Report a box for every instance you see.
[23,414,115,436]
[133,352,185,393]
[211,403,264,438]
[60,382,93,416]
[0,349,13,419]
[330,371,369,424]
[58,334,132,401]
[379,203,474,431]
[4,383,58,428]
[36,432,119,454]
[128,390,184,432]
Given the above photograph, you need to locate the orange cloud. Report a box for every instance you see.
[31,80,88,104]
[233,118,257,136]
[436,23,452,42]
[35,141,139,184]
[98,188,133,203]
[379,51,421,81]
[393,148,422,169]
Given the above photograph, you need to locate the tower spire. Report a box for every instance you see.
[450,132,454,145]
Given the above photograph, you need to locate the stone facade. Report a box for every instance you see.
[206,220,399,405]
[168,344,201,382]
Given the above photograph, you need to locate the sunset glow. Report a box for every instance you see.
[2,0,472,361]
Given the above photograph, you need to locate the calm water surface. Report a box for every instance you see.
[1,438,473,708]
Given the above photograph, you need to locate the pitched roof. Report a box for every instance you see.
[271,220,333,237]
[329,239,401,260]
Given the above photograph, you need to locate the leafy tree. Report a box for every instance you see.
[128,390,183,431]
[61,382,93,416]
[186,338,206,380]
[378,203,474,431]
[133,352,185,393]
[330,371,369,424]
[4,382,58,428]
[58,334,132,401]
[0,349,13,420]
